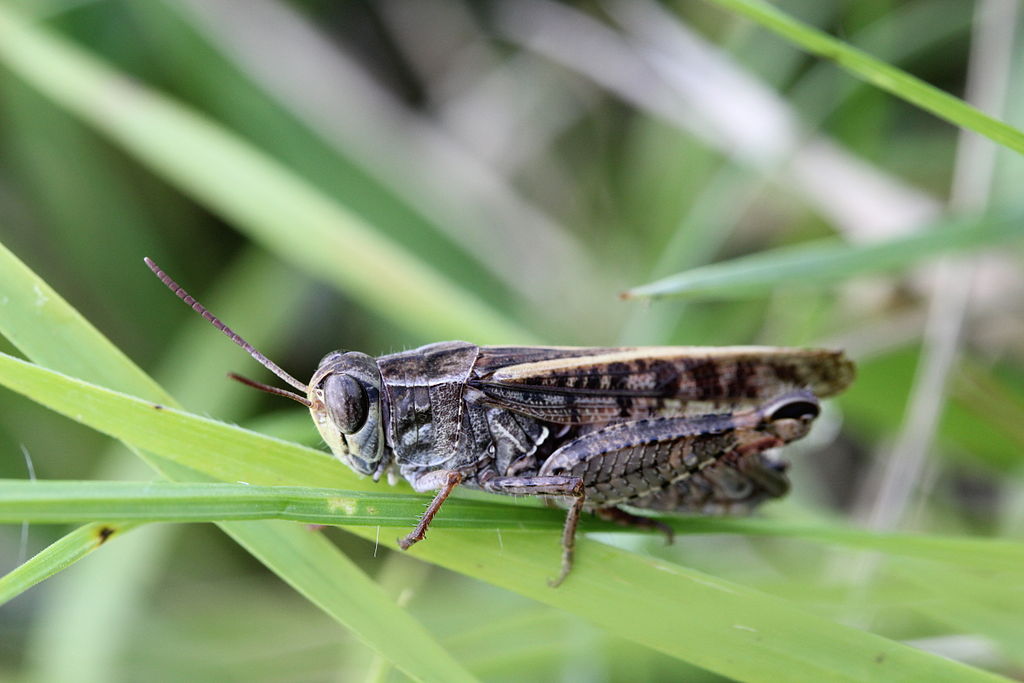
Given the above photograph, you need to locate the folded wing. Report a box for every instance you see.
[469,345,854,425]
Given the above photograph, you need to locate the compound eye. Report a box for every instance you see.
[767,398,820,422]
[323,373,369,434]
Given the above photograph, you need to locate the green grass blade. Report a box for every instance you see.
[0,480,566,528]
[224,522,478,683]
[657,516,1024,574]
[0,4,533,345]
[624,209,1023,300]
[890,560,1024,666]
[0,522,140,605]
[4,479,1024,573]
[0,241,171,401]
[367,530,1009,683]
[0,355,1009,682]
[0,350,362,490]
[0,242,357,490]
[702,0,1024,155]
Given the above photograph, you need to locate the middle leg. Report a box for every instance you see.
[482,474,585,587]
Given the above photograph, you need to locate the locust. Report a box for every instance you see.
[145,258,855,586]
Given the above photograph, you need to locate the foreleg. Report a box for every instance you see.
[398,470,463,550]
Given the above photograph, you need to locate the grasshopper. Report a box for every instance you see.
[145,258,854,585]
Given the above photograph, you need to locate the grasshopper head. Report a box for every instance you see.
[308,351,386,477]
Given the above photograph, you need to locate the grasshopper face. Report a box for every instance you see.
[308,351,386,478]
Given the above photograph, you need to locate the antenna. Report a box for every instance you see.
[144,257,311,400]
[228,373,311,408]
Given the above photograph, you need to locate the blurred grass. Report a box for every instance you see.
[0,2,535,347]
[705,0,1024,154]
[0,0,1022,681]
[624,208,1024,299]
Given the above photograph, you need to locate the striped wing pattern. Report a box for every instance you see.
[469,346,854,425]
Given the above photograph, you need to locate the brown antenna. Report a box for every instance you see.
[144,257,311,401]
[227,373,311,408]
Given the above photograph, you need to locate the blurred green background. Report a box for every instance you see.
[0,0,1022,681]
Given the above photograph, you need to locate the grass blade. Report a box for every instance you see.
[4,479,1024,574]
[367,529,1009,683]
[0,480,565,528]
[702,0,1024,155]
[891,560,1024,666]
[0,241,171,400]
[0,351,362,490]
[624,209,1023,299]
[0,522,140,605]
[225,521,478,683]
[653,516,1024,574]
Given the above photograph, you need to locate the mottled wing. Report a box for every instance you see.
[469,346,854,424]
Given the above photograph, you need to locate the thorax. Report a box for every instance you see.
[377,341,480,468]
